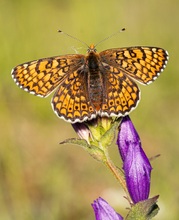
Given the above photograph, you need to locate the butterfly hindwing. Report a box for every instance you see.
[100,66,140,117]
[52,68,97,123]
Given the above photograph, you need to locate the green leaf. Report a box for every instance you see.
[60,138,105,161]
[126,196,159,220]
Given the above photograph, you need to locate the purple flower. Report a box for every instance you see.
[92,197,123,220]
[117,116,152,204]
[72,122,92,144]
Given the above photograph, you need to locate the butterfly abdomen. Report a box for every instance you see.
[87,52,103,111]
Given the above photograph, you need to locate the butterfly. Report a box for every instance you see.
[11,44,168,123]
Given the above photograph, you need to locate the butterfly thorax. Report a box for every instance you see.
[85,46,103,111]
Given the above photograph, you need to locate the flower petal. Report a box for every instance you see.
[124,142,152,203]
[92,197,123,220]
[117,116,140,161]
[72,122,92,144]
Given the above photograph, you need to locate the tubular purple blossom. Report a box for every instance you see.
[72,122,92,144]
[92,197,123,220]
[117,116,152,204]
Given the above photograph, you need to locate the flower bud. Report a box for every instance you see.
[92,197,123,220]
[117,116,152,203]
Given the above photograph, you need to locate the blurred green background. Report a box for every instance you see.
[0,0,178,219]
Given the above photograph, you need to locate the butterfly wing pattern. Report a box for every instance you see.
[52,66,97,122]
[11,45,168,123]
[100,47,168,85]
[12,55,85,97]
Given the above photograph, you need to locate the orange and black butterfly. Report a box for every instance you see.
[11,40,168,123]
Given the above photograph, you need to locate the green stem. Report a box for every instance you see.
[104,155,132,203]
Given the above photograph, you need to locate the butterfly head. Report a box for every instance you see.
[87,44,97,54]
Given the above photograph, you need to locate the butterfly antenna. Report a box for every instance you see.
[95,28,126,47]
[58,30,89,48]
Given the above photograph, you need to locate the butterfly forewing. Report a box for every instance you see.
[100,46,168,85]
[11,54,85,97]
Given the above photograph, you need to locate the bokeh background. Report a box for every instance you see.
[1,0,178,219]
